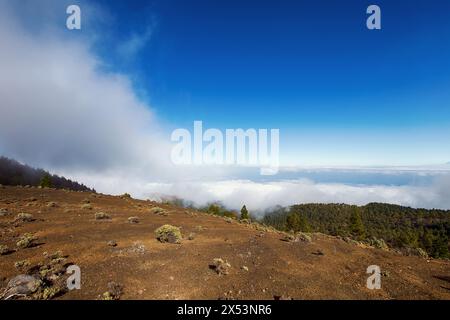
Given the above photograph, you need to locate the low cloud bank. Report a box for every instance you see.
[145,177,450,212]
[65,171,450,213]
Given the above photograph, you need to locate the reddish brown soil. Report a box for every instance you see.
[0,186,449,300]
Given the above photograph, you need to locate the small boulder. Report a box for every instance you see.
[1,275,42,299]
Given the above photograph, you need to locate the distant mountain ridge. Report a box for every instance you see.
[0,156,94,192]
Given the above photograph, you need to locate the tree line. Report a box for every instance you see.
[0,156,94,192]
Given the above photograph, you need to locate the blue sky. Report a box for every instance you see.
[78,0,450,166]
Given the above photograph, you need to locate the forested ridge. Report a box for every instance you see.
[0,156,94,192]
[262,203,450,259]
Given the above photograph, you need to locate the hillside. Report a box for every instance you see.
[0,186,449,300]
[0,156,93,192]
[263,203,450,259]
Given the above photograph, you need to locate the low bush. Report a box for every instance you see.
[155,225,182,244]
[15,212,34,222]
[16,233,37,248]
[209,258,231,275]
[95,212,111,220]
[149,207,166,215]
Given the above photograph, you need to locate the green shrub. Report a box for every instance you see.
[81,203,92,210]
[17,233,37,248]
[367,237,389,250]
[128,216,139,224]
[155,224,182,244]
[101,282,123,300]
[281,234,297,242]
[297,232,312,242]
[224,211,238,219]
[40,286,61,300]
[0,244,10,255]
[281,232,311,243]
[0,208,8,216]
[149,207,166,215]
[14,259,31,269]
[15,212,34,222]
[95,212,111,220]
[209,258,231,275]
[187,232,196,240]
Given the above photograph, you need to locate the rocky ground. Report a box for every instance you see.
[0,186,449,300]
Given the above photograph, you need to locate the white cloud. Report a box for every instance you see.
[64,173,450,213]
[138,178,450,213]
[0,0,172,177]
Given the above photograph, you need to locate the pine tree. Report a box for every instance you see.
[40,173,52,188]
[286,213,310,232]
[240,205,249,220]
[350,207,365,240]
[207,204,221,216]
[431,228,449,258]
